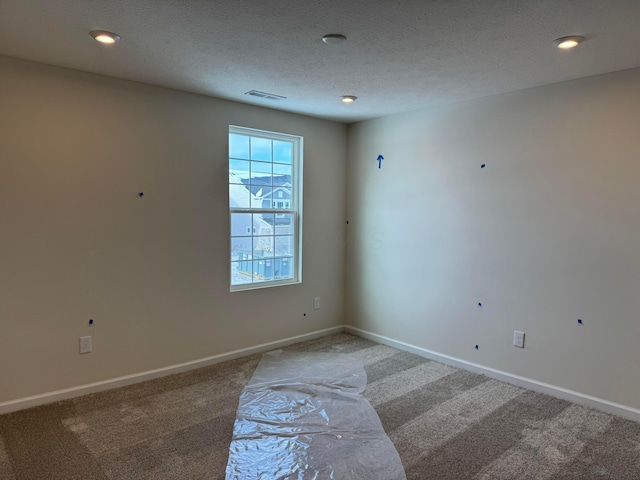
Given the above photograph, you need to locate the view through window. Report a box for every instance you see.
[229,126,302,290]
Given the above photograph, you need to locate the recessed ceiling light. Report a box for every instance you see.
[341,95,357,103]
[322,34,347,44]
[90,30,121,44]
[552,35,584,49]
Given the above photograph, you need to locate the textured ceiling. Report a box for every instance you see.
[1,0,640,123]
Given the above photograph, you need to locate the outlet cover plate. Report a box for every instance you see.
[513,331,525,348]
[80,336,92,354]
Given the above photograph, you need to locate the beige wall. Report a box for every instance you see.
[347,68,640,410]
[0,56,347,403]
[4,52,640,413]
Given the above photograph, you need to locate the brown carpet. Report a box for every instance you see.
[1,333,639,479]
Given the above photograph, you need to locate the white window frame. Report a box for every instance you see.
[229,125,303,291]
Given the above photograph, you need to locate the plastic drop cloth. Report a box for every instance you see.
[225,350,407,479]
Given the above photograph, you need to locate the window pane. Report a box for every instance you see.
[232,261,253,285]
[272,186,292,205]
[275,235,294,257]
[231,237,252,261]
[274,214,294,234]
[253,259,274,281]
[273,163,291,177]
[253,236,274,258]
[230,159,250,180]
[229,183,250,208]
[230,134,250,160]
[250,161,272,186]
[255,213,274,232]
[273,187,290,200]
[273,140,292,164]
[274,257,293,280]
[251,186,272,208]
[250,137,272,162]
[231,213,252,236]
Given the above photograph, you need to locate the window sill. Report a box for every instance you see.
[230,278,301,292]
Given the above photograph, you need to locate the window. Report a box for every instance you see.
[229,126,302,290]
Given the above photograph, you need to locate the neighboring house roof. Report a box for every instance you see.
[260,184,292,200]
[229,173,253,208]
[242,175,291,196]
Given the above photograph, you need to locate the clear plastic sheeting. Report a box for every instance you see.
[225,351,407,479]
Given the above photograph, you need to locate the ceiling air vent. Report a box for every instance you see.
[245,90,287,101]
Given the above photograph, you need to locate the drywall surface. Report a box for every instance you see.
[346,68,640,410]
[0,56,347,403]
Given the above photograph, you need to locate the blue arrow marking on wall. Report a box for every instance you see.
[377,155,384,169]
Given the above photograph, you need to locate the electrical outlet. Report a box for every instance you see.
[513,331,525,348]
[313,297,320,310]
[80,336,92,354]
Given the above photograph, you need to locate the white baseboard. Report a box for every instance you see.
[7,324,638,423]
[0,326,345,415]
[345,326,640,423]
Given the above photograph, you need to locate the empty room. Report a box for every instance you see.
[1,0,640,478]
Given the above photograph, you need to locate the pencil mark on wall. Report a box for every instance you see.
[377,154,384,169]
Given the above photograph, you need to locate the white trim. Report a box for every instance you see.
[0,326,345,415]
[345,326,640,423]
